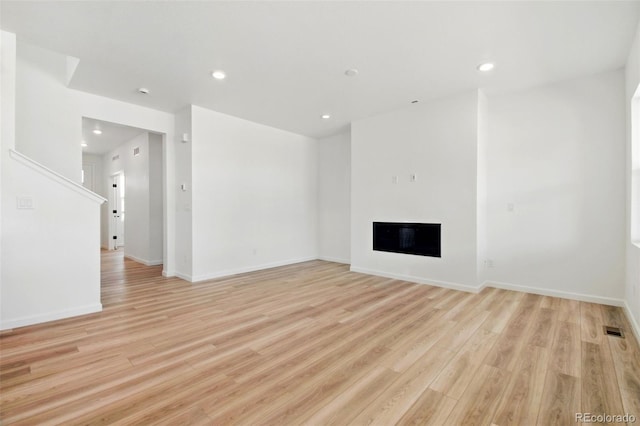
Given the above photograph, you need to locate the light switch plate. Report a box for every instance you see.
[17,196,34,209]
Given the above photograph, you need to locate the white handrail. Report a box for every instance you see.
[9,149,107,204]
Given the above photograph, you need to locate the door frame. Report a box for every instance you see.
[82,112,173,275]
[108,171,125,250]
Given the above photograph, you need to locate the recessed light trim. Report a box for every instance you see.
[81,141,88,147]
[138,87,150,94]
[345,68,359,77]
[321,114,331,119]
[477,62,495,72]
[93,129,102,135]
[211,70,226,80]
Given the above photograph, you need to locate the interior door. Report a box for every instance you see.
[111,174,125,249]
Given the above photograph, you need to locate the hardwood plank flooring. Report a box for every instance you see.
[1,250,640,425]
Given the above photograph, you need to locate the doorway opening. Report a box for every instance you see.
[81,117,165,268]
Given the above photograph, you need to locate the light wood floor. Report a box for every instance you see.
[1,251,640,425]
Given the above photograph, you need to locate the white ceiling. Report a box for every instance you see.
[3,1,640,139]
[82,117,146,155]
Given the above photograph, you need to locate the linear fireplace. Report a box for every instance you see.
[373,222,441,258]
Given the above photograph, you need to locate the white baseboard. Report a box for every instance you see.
[318,256,350,265]
[124,254,163,266]
[482,280,625,307]
[174,271,193,282]
[127,256,637,338]
[623,301,640,344]
[320,262,640,342]
[347,266,626,308]
[349,266,481,293]
[162,269,175,278]
[190,256,317,283]
[0,303,103,331]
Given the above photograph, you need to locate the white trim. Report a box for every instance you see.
[318,256,350,265]
[108,171,124,251]
[482,280,625,307]
[124,254,162,266]
[349,266,481,293]
[190,256,317,283]
[623,301,640,344]
[348,265,626,307]
[9,149,106,204]
[162,269,175,278]
[174,271,193,282]
[0,303,102,331]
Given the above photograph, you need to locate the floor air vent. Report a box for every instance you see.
[603,326,624,338]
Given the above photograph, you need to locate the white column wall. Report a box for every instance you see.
[351,91,480,290]
[318,131,351,264]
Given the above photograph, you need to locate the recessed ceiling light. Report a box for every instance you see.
[345,68,359,77]
[138,87,150,94]
[93,129,102,135]
[411,100,419,104]
[477,62,495,72]
[321,114,331,119]
[81,141,88,147]
[211,70,226,80]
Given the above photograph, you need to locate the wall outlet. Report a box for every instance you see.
[410,173,417,182]
[507,203,515,212]
[392,175,398,184]
[484,259,494,268]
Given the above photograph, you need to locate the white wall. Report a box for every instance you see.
[173,107,192,279]
[82,153,105,247]
[476,91,489,283]
[149,133,164,264]
[16,40,81,181]
[351,91,480,289]
[82,153,103,192]
[2,32,103,329]
[190,105,318,281]
[317,131,351,264]
[484,70,626,303]
[349,74,626,305]
[626,25,640,339]
[107,133,149,260]
[1,30,17,324]
[1,153,103,329]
